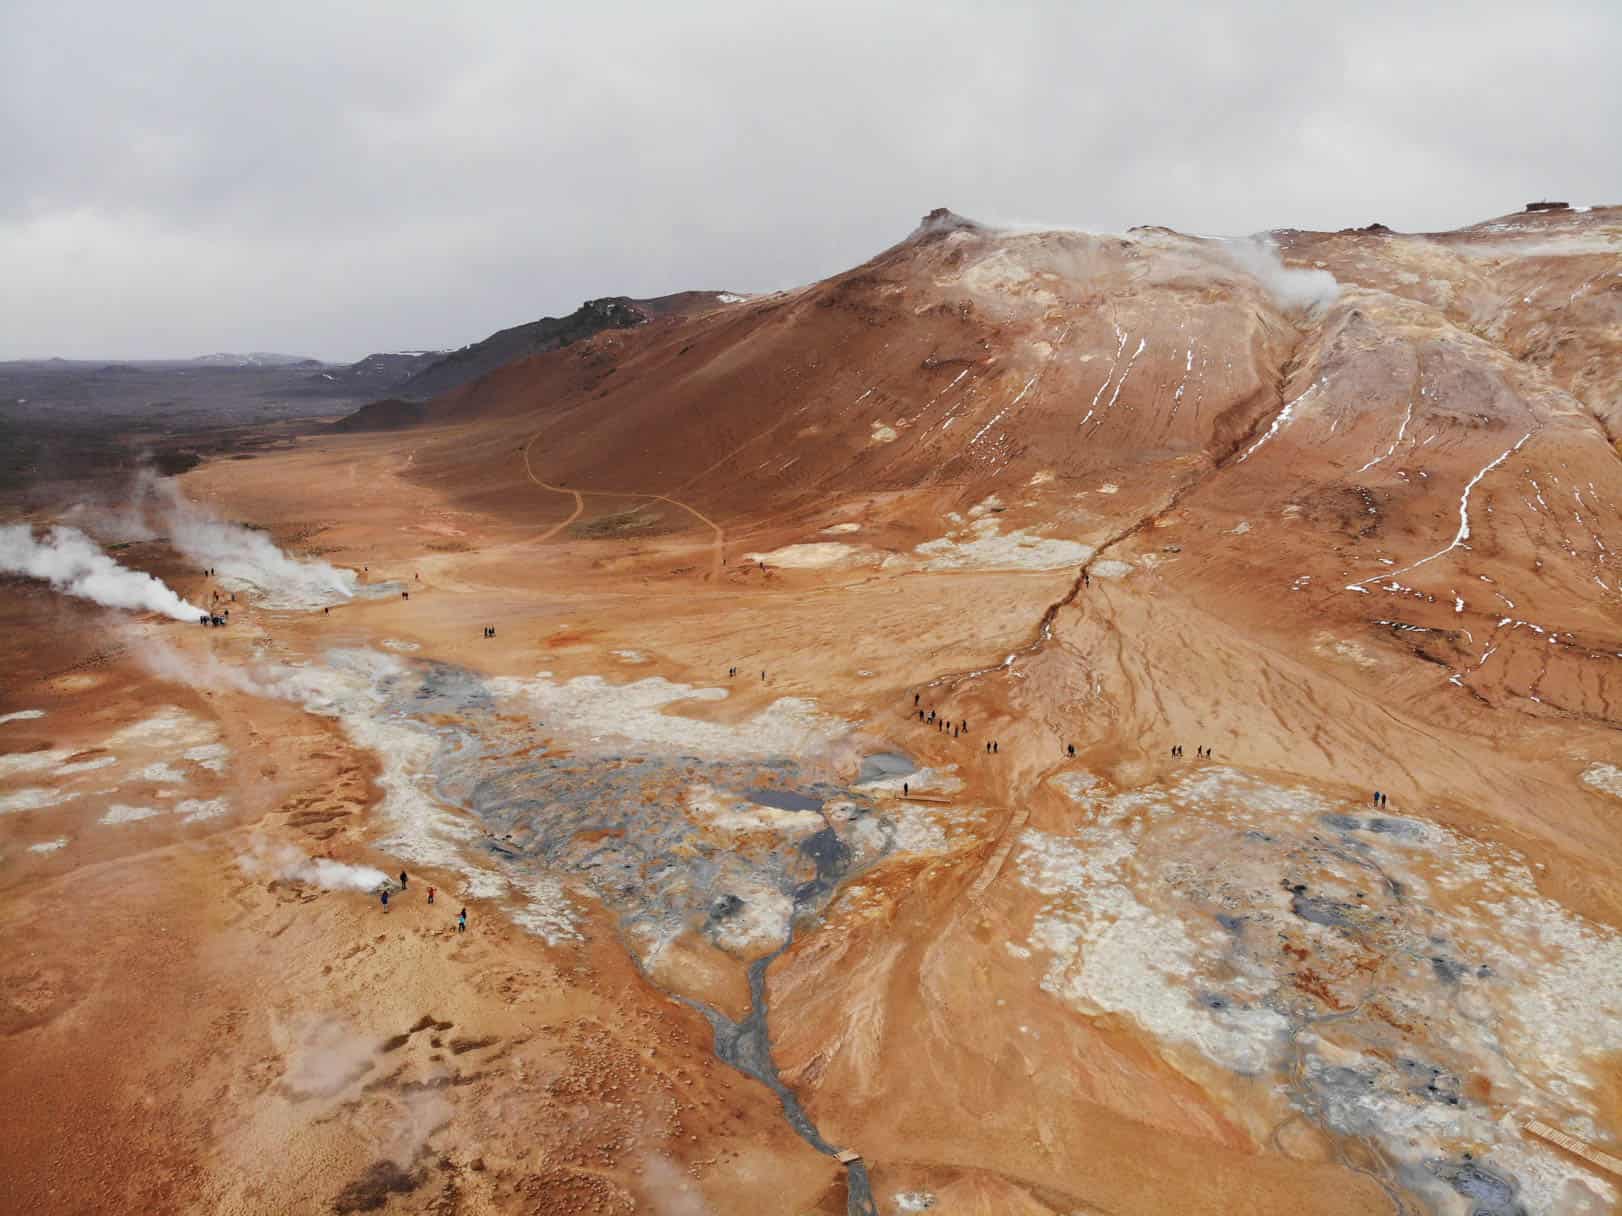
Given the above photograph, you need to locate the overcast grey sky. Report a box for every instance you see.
[3,1,1617,361]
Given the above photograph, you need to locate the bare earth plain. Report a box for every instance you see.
[2,205,1621,1215]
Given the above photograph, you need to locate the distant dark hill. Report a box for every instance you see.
[328,397,426,433]
[393,292,738,402]
[309,350,444,394]
[329,291,740,429]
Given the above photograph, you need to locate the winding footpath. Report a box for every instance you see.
[521,430,725,578]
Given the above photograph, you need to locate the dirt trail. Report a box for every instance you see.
[522,429,725,578]
[521,435,585,540]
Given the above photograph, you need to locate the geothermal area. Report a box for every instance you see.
[2,204,1621,1215]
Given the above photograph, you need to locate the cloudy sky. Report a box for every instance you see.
[3,1,1617,361]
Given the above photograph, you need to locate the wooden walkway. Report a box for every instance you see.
[1525,1120,1622,1179]
[968,807,1029,904]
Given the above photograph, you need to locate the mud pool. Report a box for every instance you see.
[856,752,917,784]
[336,654,925,1215]
[744,786,825,812]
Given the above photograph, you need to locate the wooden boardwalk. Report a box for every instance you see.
[968,807,1028,904]
[1525,1120,1622,1179]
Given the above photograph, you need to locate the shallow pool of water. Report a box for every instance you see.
[856,751,916,784]
[744,786,824,812]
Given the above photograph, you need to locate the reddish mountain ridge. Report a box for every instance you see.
[394,203,1621,725]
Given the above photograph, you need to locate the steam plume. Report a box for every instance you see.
[65,471,365,610]
[1218,237,1339,314]
[273,1015,380,1099]
[240,841,389,892]
[133,638,376,714]
[139,473,360,609]
[0,524,203,620]
[642,1155,713,1215]
[135,639,299,698]
[59,498,159,543]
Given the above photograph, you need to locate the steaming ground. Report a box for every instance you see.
[24,472,389,615]
[0,524,204,620]
[140,474,365,608]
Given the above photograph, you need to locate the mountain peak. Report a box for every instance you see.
[910,207,987,242]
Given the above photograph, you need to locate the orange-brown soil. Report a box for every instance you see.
[3,204,1621,1215]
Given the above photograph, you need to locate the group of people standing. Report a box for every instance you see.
[906,692,1236,770]
[379,868,468,932]
[911,692,999,751]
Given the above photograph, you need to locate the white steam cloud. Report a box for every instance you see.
[385,1091,452,1166]
[139,474,361,609]
[59,498,159,544]
[135,640,300,699]
[240,840,389,892]
[63,471,370,611]
[273,1015,380,1100]
[642,1155,713,1216]
[270,1015,451,1162]
[1218,236,1340,314]
[133,638,377,713]
[0,524,203,621]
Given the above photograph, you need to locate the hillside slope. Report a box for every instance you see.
[401,206,1618,608]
